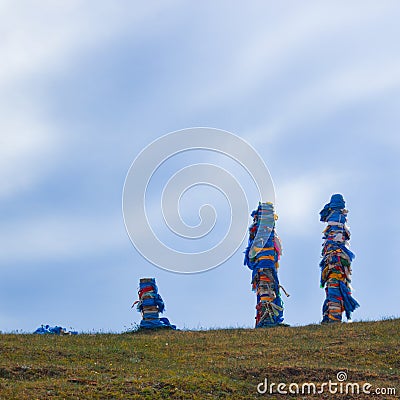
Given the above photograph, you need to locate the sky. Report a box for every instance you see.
[1,1,399,332]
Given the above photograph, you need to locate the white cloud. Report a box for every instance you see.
[0,1,181,199]
[0,214,126,266]
[0,1,177,85]
[263,59,400,144]
[192,1,397,110]
[0,103,59,198]
[275,170,352,235]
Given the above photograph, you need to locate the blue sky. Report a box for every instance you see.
[1,1,399,332]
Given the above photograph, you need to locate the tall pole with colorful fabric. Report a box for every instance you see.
[244,202,289,327]
[319,194,360,323]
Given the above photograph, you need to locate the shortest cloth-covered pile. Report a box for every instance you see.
[132,278,176,330]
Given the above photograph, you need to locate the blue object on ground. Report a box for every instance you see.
[33,325,78,335]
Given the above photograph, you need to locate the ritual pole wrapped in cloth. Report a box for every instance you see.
[132,278,176,330]
[319,194,360,323]
[244,202,289,327]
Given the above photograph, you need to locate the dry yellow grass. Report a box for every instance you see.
[0,319,398,399]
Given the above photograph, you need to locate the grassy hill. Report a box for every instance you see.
[0,319,398,399]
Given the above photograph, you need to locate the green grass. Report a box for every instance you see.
[0,319,399,399]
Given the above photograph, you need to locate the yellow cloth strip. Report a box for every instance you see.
[257,255,275,261]
[328,273,345,280]
[252,246,274,252]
